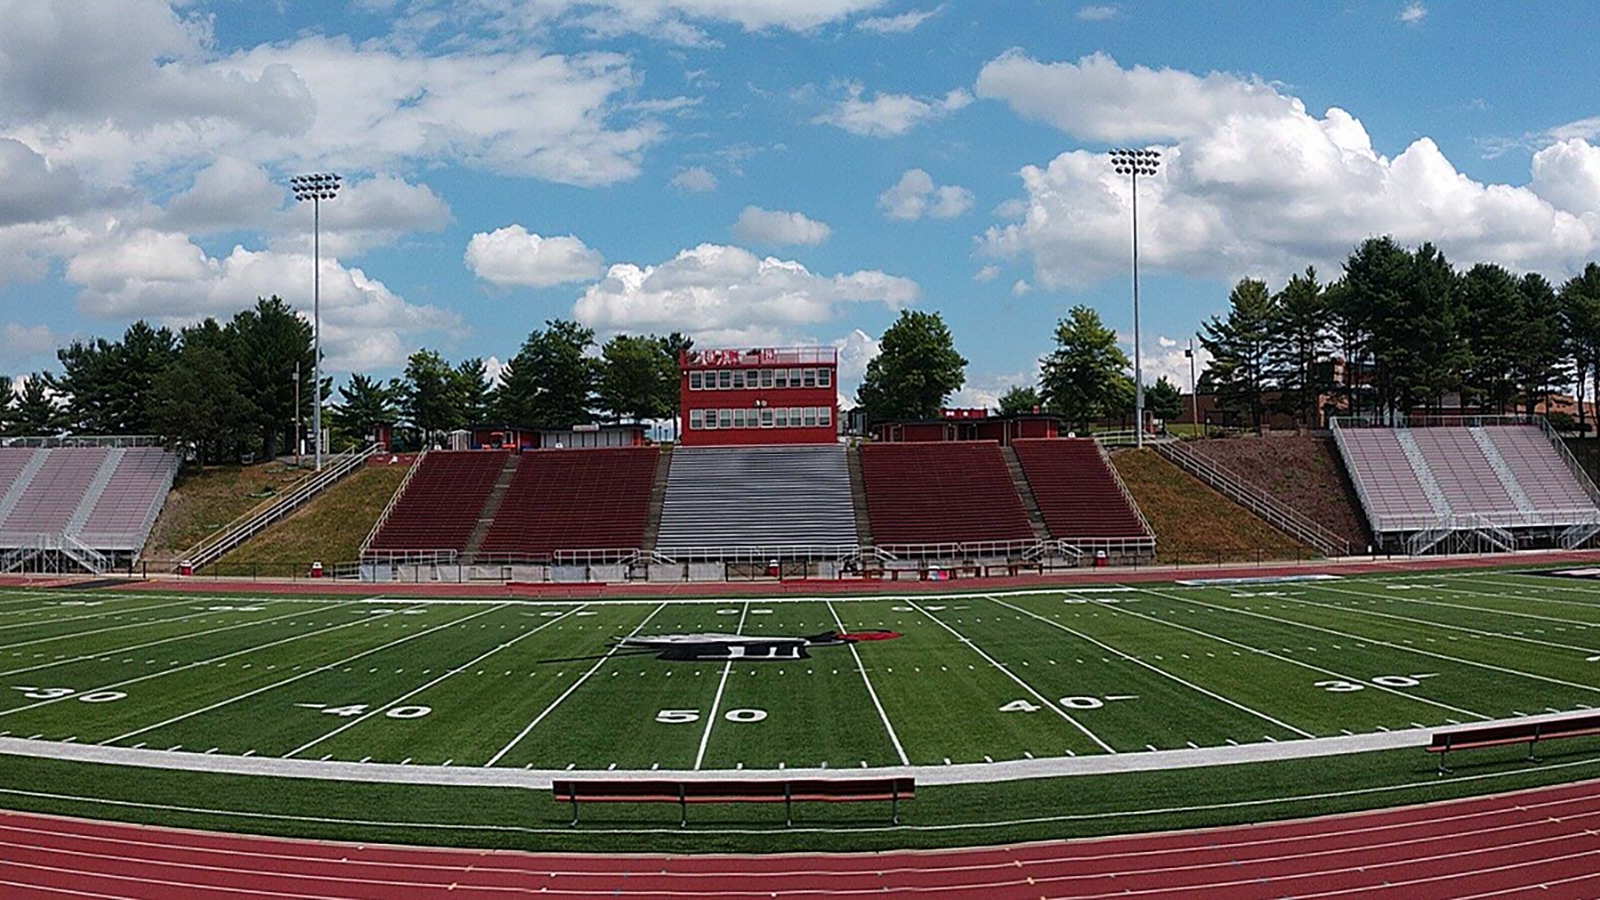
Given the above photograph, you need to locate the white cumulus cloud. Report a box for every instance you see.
[731,206,832,246]
[573,243,918,346]
[976,51,1600,288]
[465,225,606,288]
[877,168,974,220]
[670,166,718,192]
[813,84,971,137]
[856,5,942,33]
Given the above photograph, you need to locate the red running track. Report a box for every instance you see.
[5,779,1600,899]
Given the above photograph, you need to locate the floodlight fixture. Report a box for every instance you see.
[1109,149,1161,449]
[292,173,341,470]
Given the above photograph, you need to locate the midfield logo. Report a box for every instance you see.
[615,630,900,662]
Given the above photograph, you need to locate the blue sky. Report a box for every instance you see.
[2,0,1599,407]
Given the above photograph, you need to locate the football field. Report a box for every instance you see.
[3,569,1600,774]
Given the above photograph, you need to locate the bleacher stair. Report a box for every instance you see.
[1000,446,1051,543]
[462,453,521,563]
[641,445,673,553]
[846,443,874,549]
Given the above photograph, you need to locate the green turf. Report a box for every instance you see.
[4,566,1600,850]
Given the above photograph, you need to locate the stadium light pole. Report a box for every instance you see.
[1110,148,1160,449]
[290,173,341,471]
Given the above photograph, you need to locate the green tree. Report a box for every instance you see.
[232,296,314,460]
[55,321,177,435]
[1145,375,1184,422]
[1200,278,1275,428]
[996,385,1043,416]
[657,331,694,432]
[331,374,400,449]
[402,350,464,446]
[453,358,494,425]
[11,374,63,435]
[150,320,256,466]
[855,310,966,423]
[1268,267,1331,426]
[1337,236,1412,416]
[0,376,12,436]
[1515,272,1567,415]
[1039,305,1131,432]
[598,334,675,422]
[496,320,597,428]
[1460,263,1524,413]
[1560,264,1600,434]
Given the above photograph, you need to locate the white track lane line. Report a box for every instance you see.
[986,595,1316,739]
[1165,588,1600,700]
[903,598,1116,755]
[1122,590,1492,722]
[693,602,748,770]
[0,605,437,721]
[101,604,509,747]
[825,599,909,766]
[0,600,367,674]
[284,604,583,759]
[1280,585,1600,656]
[482,602,667,768]
[0,596,212,634]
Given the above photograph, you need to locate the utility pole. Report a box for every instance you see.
[294,360,302,467]
[1186,336,1199,437]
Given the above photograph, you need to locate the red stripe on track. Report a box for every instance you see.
[6,779,1600,899]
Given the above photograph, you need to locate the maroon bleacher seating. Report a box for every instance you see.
[1012,438,1149,540]
[478,447,658,560]
[860,442,1034,546]
[369,450,509,553]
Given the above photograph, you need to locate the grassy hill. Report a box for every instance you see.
[144,461,315,561]
[218,463,409,570]
[1112,448,1310,564]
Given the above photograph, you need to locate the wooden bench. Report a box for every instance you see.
[552,777,914,827]
[1428,712,1600,774]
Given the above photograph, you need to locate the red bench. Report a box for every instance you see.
[552,777,914,827]
[1427,712,1600,774]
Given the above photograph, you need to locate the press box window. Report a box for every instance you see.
[760,408,774,427]
[803,368,817,388]
[719,409,733,428]
[761,369,774,388]
[819,406,832,426]
[689,409,704,429]
[689,371,703,390]
[718,370,732,389]
[818,368,832,388]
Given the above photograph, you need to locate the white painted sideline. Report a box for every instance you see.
[10,713,1562,791]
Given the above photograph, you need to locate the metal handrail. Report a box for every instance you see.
[359,449,427,559]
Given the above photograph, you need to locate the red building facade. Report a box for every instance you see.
[680,347,838,446]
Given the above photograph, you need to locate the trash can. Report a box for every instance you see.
[179,560,193,577]
[310,561,324,579]
[1094,550,1108,568]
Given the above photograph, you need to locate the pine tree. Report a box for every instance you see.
[1040,305,1131,432]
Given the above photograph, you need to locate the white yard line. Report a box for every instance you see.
[284,605,582,759]
[1124,589,1492,722]
[986,595,1315,739]
[826,599,909,766]
[1450,574,1600,598]
[693,602,748,770]
[101,604,508,747]
[482,602,667,768]
[1156,589,1600,701]
[1334,583,1600,625]
[903,598,1117,755]
[0,600,365,666]
[0,605,440,721]
[1291,586,1600,656]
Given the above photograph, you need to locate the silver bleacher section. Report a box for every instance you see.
[0,444,180,572]
[1331,416,1600,553]
[654,445,858,560]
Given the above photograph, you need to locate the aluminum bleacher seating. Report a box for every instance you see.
[369,450,510,554]
[0,448,36,502]
[76,449,181,551]
[0,447,108,537]
[478,447,658,561]
[859,442,1034,548]
[1485,426,1598,513]
[655,445,857,555]
[1012,438,1150,541]
[1337,428,1435,526]
[1409,428,1514,515]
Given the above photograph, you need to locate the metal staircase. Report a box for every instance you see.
[1469,427,1535,514]
[1394,430,1453,517]
[1155,440,1352,557]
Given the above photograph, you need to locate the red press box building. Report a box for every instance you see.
[680,347,838,446]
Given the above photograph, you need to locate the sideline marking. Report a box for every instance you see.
[1281,586,1600,656]
[987,595,1315,739]
[826,599,909,766]
[483,603,666,767]
[0,596,201,633]
[904,599,1116,755]
[694,602,748,770]
[285,605,583,759]
[101,604,508,747]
